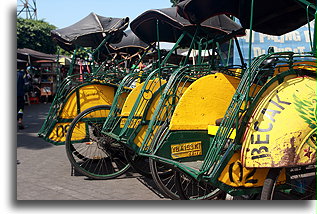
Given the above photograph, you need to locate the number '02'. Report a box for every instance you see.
[228,161,258,184]
[56,124,70,137]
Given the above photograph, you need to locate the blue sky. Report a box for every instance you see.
[33,0,172,29]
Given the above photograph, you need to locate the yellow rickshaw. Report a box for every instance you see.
[141,0,316,200]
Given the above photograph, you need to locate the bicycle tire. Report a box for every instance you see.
[261,167,316,200]
[65,105,130,180]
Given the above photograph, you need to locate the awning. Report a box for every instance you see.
[17,48,58,62]
[130,7,244,47]
[177,0,315,36]
[51,12,129,51]
[108,29,150,55]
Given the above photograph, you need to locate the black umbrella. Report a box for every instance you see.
[51,12,129,51]
[130,7,244,48]
[108,29,150,55]
[177,0,315,36]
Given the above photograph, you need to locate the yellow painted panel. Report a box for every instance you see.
[60,84,115,119]
[147,81,192,121]
[117,92,129,109]
[208,125,236,139]
[132,81,191,147]
[49,106,110,143]
[170,73,259,130]
[242,76,316,168]
[218,151,286,187]
[48,122,72,143]
[48,122,86,143]
[120,78,167,119]
[133,125,148,148]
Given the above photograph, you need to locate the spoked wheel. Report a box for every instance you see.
[65,105,130,180]
[149,121,225,200]
[124,148,152,178]
[261,166,316,200]
[149,158,181,200]
[175,171,226,200]
[146,121,182,200]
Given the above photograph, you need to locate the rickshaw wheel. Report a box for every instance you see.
[175,172,226,200]
[261,166,316,200]
[149,158,181,200]
[149,122,226,200]
[65,105,130,180]
[124,149,152,178]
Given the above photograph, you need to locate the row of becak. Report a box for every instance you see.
[38,0,316,200]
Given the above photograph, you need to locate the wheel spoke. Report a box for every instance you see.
[65,105,130,179]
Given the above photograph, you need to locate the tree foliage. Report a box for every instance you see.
[17,18,57,54]
[170,0,181,7]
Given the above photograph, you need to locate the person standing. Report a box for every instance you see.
[17,69,25,129]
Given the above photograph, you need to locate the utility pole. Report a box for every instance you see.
[17,0,37,20]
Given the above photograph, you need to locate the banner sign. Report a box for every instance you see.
[233,21,314,65]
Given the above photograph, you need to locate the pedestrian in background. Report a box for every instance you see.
[17,69,26,129]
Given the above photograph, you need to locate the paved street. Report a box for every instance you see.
[17,103,167,200]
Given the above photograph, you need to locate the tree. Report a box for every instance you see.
[17,18,57,54]
[170,0,181,7]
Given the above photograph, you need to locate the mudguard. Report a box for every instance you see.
[242,75,316,168]
[47,83,121,144]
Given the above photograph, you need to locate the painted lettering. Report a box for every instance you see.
[296,46,306,53]
[251,146,269,160]
[262,109,281,122]
[228,161,258,185]
[254,121,273,132]
[304,30,312,43]
[253,47,265,57]
[56,125,64,138]
[293,31,301,41]
[249,93,292,160]
[56,124,70,138]
[269,99,286,110]
[251,134,270,144]
[275,94,291,106]
[259,34,266,43]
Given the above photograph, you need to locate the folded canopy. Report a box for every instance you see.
[108,30,150,55]
[177,0,315,36]
[51,12,129,51]
[130,7,244,47]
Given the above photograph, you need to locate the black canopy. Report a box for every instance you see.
[51,12,129,51]
[177,0,315,36]
[130,7,244,47]
[17,48,57,62]
[108,30,150,55]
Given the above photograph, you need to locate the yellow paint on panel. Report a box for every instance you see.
[242,76,316,168]
[208,125,236,139]
[120,79,167,119]
[49,105,110,143]
[218,151,286,187]
[117,91,129,109]
[129,80,191,147]
[170,73,259,130]
[60,84,115,119]
[133,125,148,148]
[48,122,72,143]
[48,122,86,143]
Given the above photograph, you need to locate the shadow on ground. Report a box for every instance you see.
[17,103,54,150]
